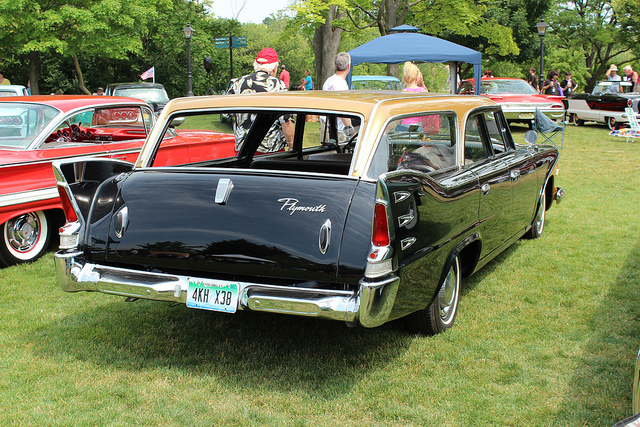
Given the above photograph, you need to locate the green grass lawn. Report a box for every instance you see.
[2,123,639,425]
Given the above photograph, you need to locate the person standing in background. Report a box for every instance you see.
[606,64,621,81]
[299,69,313,90]
[560,72,576,97]
[528,68,539,93]
[228,48,294,152]
[623,65,639,92]
[322,52,350,91]
[321,52,352,140]
[0,72,10,85]
[279,65,290,89]
[542,70,560,95]
[402,62,428,93]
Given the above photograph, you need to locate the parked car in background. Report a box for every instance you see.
[0,85,28,97]
[54,91,563,335]
[0,96,235,266]
[105,82,171,113]
[459,77,565,126]
[566,81,640,129]
[351,75,403,90]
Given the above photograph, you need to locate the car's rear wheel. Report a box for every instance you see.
[0,211,51,266]
[525,190,546,239]
[607,117,618,130]
[406,257,461,335]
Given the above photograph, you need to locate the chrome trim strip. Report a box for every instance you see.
[0,151,120,169]
[0,187,58,208]
[135,166,361,180]
[634,346,640,413]
[54,251,400,328]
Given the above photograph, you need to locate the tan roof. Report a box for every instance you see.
[143,90,499,177]
[161,90,496,119]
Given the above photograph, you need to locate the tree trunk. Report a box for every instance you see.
[28,52,39,95]
[313,5,345,89]
[72,54,92,95]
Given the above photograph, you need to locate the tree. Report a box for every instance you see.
[295,0,520,85]
[549,0,640,91]
[0,0,169,94]
[313,6,347,87]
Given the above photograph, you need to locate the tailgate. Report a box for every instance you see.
[105,169,360,283]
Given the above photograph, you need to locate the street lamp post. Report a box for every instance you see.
[536,19,550,93]
[183,24,194,96]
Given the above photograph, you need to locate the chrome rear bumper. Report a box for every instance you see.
[54,251,399,328]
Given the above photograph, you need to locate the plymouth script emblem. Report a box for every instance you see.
[278,198,327,216]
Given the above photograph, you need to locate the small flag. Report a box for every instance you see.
[141,67,155,81]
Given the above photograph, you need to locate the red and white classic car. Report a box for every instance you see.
[459,77,565,126]
[0,95,235,266]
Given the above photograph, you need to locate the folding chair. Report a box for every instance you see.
[532,108,564,149]
[624,107,640,143]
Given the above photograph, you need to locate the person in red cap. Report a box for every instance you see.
[228,48,294,152]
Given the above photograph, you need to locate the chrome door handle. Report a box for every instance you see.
[319,219,331,255]
[481,183,490,195]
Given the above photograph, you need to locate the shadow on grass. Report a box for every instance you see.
[553,241,640,424]
[25,241,526,400]
[460,240,523,296]
[29,293,412,398]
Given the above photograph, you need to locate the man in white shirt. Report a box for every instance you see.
[322,52,353,141]
[323,52,351,91]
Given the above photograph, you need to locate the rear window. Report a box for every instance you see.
[149,110,361,175]
[0,103,59,148]
[113,87,169,103]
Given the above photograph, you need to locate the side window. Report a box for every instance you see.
[458,81,474,95]
[483,111,507,155]
[464,115,489,165]
[319,114,360,147]
[369,113,456,177]
[231,112,295,153]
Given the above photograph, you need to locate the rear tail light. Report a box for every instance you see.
[57,186,78,223]
[372,202,390,247]
[628,99,633,108]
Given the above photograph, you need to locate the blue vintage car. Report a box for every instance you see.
[53,91,563,335]
[350,75,403,91]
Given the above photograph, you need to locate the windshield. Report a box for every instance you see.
[480,80,537,95]
[0,103,60,148]
[0,89,21,97]
[592,81,633,95]
[113,87,169,104]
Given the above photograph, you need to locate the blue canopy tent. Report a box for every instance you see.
[347,25,482,95]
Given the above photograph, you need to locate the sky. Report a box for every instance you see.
[211,0,293,23]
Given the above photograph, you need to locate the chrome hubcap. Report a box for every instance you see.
[534,194,546,234]
[6,213,40,252]
[438,263,459,324]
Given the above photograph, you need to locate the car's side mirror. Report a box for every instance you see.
[524,130,538,145]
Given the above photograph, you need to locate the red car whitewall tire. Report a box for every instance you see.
[0,210,51,266]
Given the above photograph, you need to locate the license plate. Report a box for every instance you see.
[519,113,534,119]
[186,279,238,313]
